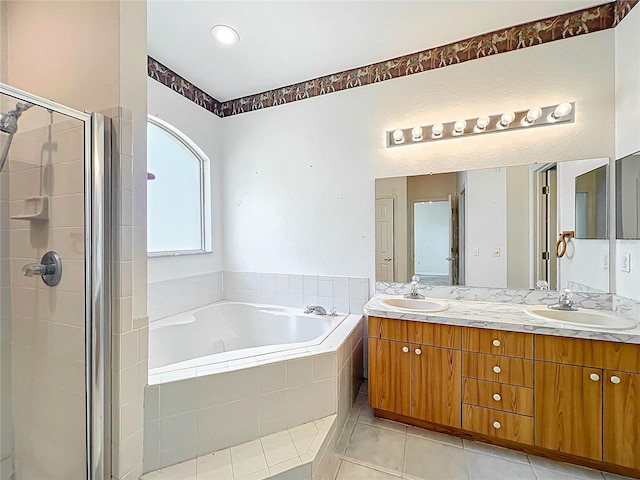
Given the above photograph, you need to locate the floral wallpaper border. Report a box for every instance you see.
[148,0,638,118]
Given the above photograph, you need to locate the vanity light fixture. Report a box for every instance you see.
[386,102,575,148]
[476,115,490,131]
[392,129,405,144]
[411,126,423,142]
[499,111,516,127]
[453,120,467,134]
[525,107,543,124]
[551,102,573,120]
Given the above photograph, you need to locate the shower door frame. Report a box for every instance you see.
[0,83,111,480]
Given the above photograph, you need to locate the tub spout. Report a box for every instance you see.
[304,305,328,315]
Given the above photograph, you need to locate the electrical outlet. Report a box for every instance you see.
[494,248,501,257]
[603,254,608,270]
[473,247,479,256]
[621,253,632,273]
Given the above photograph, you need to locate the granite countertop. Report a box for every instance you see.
[364,294,640,344]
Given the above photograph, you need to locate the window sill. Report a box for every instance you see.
[147,249,212,258]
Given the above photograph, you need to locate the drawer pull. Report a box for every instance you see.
[611,375,621,384]
[492,393,502,401]
[589,373,600,382]
[493,365,502,374]
[493,421,501,429]
[402,346,409,353]
[492,339,501,347]
[415,348,422,355]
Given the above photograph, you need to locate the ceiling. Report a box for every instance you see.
[147,0,605,102]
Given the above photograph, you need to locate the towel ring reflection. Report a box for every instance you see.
[555,231,575,258]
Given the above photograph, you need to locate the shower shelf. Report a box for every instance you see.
[10,196,48,221]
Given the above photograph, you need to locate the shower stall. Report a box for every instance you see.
[0,83,110,479]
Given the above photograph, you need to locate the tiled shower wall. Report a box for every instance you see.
[147,271,370,323]
[109,107,148,480]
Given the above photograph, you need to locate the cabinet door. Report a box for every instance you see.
[411,345,461,427]
[535,362,602,460]
[368,338,411,416]
[604,371,640,469]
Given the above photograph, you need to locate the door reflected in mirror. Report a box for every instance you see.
[375,157,610,293]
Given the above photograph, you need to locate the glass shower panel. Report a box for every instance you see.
[0,91,87,479]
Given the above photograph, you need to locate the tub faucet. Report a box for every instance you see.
[404,275,425,299]
[548,289,578,311]
[304,305,327,315]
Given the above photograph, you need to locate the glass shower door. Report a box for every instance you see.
[0,85,109,480]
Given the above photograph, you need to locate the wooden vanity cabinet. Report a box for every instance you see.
[368,316,640,477]
[368,316,461,427]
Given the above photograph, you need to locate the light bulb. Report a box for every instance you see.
[552,102,572,119]
[392,129,404,144]
[500,111,515,127]
[211,25,240,46]
[526,107,542,123]
[476,116,490,130]
[432,123,444,137]
[453,120,467,134]
[411,126,423,141]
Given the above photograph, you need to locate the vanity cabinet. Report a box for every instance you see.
[368,316,640,477]
[368,316,461,427]
[535,335,640,470]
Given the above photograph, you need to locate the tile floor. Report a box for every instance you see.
[333,382,635,480]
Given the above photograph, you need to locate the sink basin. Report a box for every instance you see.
[381,297,449,313]
[523,306,638,330]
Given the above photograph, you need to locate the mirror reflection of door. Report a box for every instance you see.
[412,198,453,286]
[375,198,395,281]
[534,166,558,290]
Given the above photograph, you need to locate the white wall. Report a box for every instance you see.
[221,31,615,292]
[465,168,507,287]
[615,6,640,301]
[147,79,224,283]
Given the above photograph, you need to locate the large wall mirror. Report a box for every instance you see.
[616,151,640,239]
[375,157,610,293]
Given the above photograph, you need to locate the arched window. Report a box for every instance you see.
[147,115,211,255]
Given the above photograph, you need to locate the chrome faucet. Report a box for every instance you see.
[304,305,328,315]
[404,275,425,299]
[548,289,578,311]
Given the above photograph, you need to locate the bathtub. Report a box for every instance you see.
[144,300,364,472]
[149,300,348,380]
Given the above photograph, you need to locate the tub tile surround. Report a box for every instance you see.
[143,315,364,472]
[224,272,369,316]
[147,271,367,323]
[142,414,338,480]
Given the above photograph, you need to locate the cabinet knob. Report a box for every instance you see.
[493,421,501,429]
[492,339,501,347]
[415,348,422,355]
[493,365,502,374]
[589,373,600,382]
[493,393,502,402]
[611,375,621,384]
[402,346,409,353]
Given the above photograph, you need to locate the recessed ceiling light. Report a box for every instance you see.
[211,25,240,46]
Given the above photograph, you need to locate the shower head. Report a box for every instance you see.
[0,102,33,134]
[0,101,34,173]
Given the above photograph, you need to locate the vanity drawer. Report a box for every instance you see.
[369,316,407,341]
[535,335,640,374]
[463,352,534,387]
[463,404,534,445]
[407,322,461,349]
[462,378,533,416]
[463,328,533,359]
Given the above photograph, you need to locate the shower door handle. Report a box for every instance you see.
[22,251,62,287]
